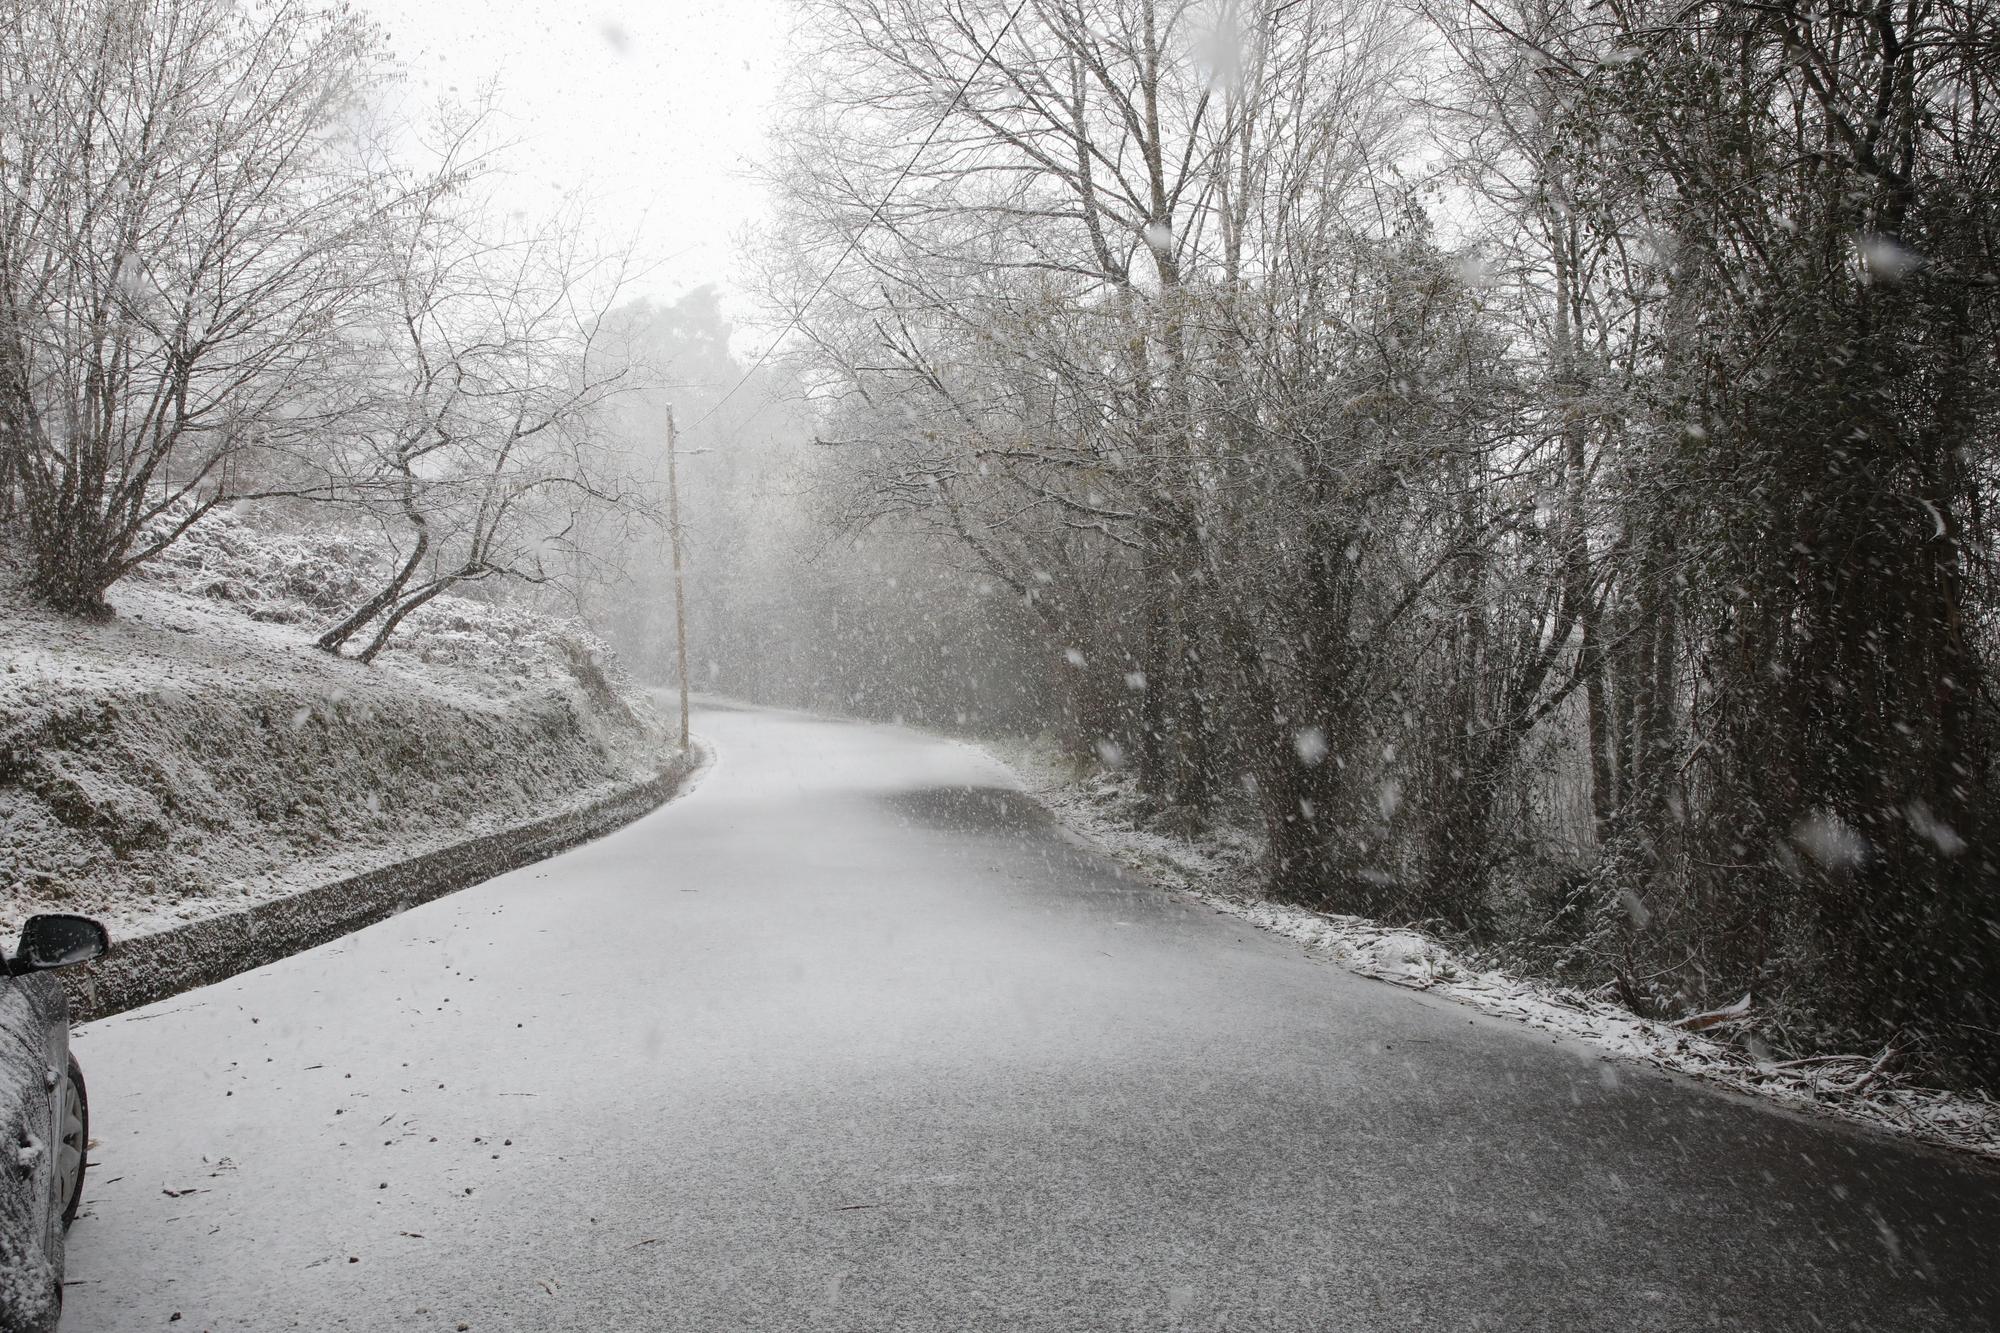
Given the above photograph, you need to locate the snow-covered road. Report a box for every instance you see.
[58,704,2000,1331]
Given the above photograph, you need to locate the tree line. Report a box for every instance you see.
[762,0,2000,1085]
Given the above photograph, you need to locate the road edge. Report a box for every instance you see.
[60,742,710,1023]
[969,735,2000,1165]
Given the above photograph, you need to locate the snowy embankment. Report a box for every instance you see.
[981,737,2000,1162]
[0,509,675,950]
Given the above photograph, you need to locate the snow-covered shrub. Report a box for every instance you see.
[135,504,385,619]
[131,504,633,692]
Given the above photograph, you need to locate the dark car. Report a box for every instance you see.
[1,915,109,1332]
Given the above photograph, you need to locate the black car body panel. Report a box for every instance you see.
[0,969,70,1333]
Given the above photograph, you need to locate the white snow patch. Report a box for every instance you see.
[1856,234,1925,283]
[1793,811,1869,868]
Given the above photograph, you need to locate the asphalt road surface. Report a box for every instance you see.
[59,703,2000,1331]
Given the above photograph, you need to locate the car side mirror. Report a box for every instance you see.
[10,915,110,973]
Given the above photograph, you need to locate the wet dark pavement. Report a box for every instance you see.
[61,705,2000,1331]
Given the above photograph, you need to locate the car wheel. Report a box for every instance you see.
[57,1056,87,1230]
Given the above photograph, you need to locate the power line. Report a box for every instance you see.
[683,0,1033,433]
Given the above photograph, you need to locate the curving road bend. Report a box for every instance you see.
[58,703,2000,1331]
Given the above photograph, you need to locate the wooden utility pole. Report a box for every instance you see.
[665,405,691,749]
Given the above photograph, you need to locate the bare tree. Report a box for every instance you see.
[767,0,1424,813]
[310,171,646,662]
[0,0,403,612]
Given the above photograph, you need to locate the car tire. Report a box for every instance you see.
[57,1056,87,1230]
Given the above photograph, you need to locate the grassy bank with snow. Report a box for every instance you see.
[1,508,671,942]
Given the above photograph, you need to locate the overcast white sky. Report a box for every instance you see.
[369,0,792,312]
